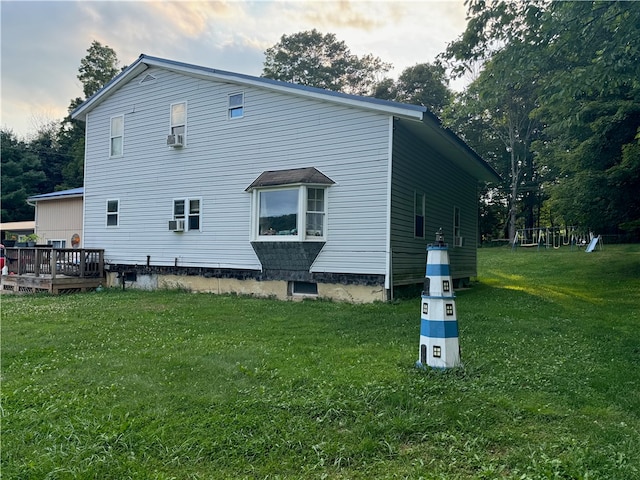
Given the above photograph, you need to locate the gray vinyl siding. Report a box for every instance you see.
[390,121,478,285]
[83,67,391,274]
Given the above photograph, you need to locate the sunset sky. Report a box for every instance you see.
[1,0,469,138]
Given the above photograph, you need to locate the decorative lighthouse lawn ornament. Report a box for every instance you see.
[417,228,461,369]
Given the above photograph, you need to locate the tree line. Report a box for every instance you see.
[2,1,639,242]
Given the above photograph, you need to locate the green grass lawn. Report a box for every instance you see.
[2,245,639,479]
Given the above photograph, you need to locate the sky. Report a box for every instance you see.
[1,0,469,139]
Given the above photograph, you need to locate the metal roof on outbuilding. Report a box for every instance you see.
[27,187,84,202]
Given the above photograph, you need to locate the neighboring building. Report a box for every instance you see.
[0,221,35,244]
[27,187,84,248]
[71,55,499,302]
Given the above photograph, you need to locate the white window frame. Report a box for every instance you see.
[414,191,425,238]
[228,92,244,119]
[110,115,124,157]
[47,239,66,248]
[170,101,187,142]
[106,199,119,227]
[173,197,202,232]
[252,185,327,242]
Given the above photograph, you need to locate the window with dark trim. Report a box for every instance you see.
[415,192,425,238]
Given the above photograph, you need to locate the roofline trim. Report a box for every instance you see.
[72,54,426,121]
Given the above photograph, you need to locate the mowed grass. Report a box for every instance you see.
[2,245,639,479]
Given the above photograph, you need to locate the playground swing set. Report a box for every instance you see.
[512,226,602,252]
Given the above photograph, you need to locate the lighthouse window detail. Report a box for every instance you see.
[433,346,442,358]
[443,280,450,292]
[446,304,454,316]
[422,302,428,315]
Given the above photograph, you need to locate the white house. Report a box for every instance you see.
[72,55,499,302]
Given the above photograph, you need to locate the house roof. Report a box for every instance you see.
[1,221,35,232]
[246,167,335,191]
[71,54,500,183]
[28,187,84,202]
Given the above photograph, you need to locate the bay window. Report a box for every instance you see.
[255,186,326,240]
[246,167,334,241]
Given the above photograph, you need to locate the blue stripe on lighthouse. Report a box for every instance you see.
[426,264,450,276]
[420,319,459,338]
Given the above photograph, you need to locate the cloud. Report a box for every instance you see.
[1,0,469,138]
[301,1,391,30]
[145,1,241,38]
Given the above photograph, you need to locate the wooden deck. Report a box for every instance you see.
[1,247,104,294]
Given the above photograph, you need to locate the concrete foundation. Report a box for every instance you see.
[105,271,387,303]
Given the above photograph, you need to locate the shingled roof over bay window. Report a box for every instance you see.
[245,167,335,191]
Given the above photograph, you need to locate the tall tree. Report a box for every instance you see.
[443,0,640,239]
[530,1,640,236]
[58,41,122,187]
[262,29,391,95]
[393,63,452,114]
[1,130,46,222]
[77,40,121,98]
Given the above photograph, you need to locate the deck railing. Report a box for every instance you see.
[4,247,104,279]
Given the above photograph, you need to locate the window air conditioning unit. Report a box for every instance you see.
[168,219,185,232]
[167,134,184,147]
[454,236,464,247]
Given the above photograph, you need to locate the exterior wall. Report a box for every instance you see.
[83,67,391,281]
[104,271,385,303]
[390,121,478,286]
[34,197,83,247]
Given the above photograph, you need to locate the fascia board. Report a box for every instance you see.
[74,54,425,122]
[141,56,425,121]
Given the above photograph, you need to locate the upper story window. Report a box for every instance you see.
[106,199,119,227]
[169,102,186,146]
[110,115,124,157]
[173,198,201,232]
[228,93,244,119]
[414,192,425,238]
[246,167,334,242]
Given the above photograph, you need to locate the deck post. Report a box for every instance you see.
[34,249,42,277]
[80,251,86,277]
[50,249,57,280]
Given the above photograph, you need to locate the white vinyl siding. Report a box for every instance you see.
[82,67,391,272]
